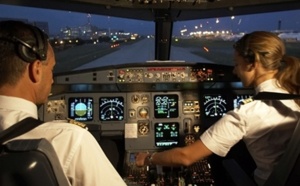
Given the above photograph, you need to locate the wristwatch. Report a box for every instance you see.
[146,152,156,166]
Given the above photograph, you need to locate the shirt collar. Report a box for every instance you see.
[0,95,38,119]
[255,79,287,94]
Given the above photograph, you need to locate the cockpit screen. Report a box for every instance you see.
[68,97,93,121]
[99,97,124,121]
[154,122,179,147]
[203,94,227,117]
[154,94,179,118]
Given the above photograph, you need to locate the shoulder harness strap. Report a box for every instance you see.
[0,117,44,144]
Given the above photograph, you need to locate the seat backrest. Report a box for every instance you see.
[99,138,120,169]
[222,119,300,186]
[285,154,300,186]
[0,138,70,186]
[264,119,300,186]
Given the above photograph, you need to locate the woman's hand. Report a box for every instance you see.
[135,152,149,167]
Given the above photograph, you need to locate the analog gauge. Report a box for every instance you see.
[203,95,227,117]
[131,94,140,104]
[138,123,149,135]
[185,134,195,145]
[138,107,149,118]
[99,97,124,121]
[141,94,149,103]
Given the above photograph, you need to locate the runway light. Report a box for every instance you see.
[203,47,209,52]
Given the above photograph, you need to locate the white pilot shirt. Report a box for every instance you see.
[0,95,127,186]
[200,79,300,183]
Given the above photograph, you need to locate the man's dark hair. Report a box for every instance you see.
[0,20,48,86]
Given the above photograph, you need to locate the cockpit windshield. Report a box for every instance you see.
[0,4,299,73]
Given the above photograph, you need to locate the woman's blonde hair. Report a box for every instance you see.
[234,31,300,106]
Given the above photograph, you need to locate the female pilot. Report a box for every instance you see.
[135,31,300,185]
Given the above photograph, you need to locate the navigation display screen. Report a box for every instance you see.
[68,97,93,121]
[203,94,227,117]
[99,97,124,121]
[154,94,179,118]
[154,122,179,147]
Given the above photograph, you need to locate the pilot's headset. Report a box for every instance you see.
[0,22,48,63]
[233,34,256,63]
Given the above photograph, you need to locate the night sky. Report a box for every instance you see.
[0,4,300,36]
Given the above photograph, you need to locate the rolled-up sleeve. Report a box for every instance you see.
[200,110,247,157]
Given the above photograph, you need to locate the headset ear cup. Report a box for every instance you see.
[17,42,37,63]
[31,26,47,61]
[17,25,47,63]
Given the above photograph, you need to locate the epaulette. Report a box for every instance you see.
[241,97,254,105]
[66,118,88,130]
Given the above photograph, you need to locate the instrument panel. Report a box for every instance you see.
[39,62,254,151]
[40,90,253,148]
[38,62,254,185]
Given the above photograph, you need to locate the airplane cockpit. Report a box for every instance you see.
[1,0,300,185]
[41,61,254,185]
